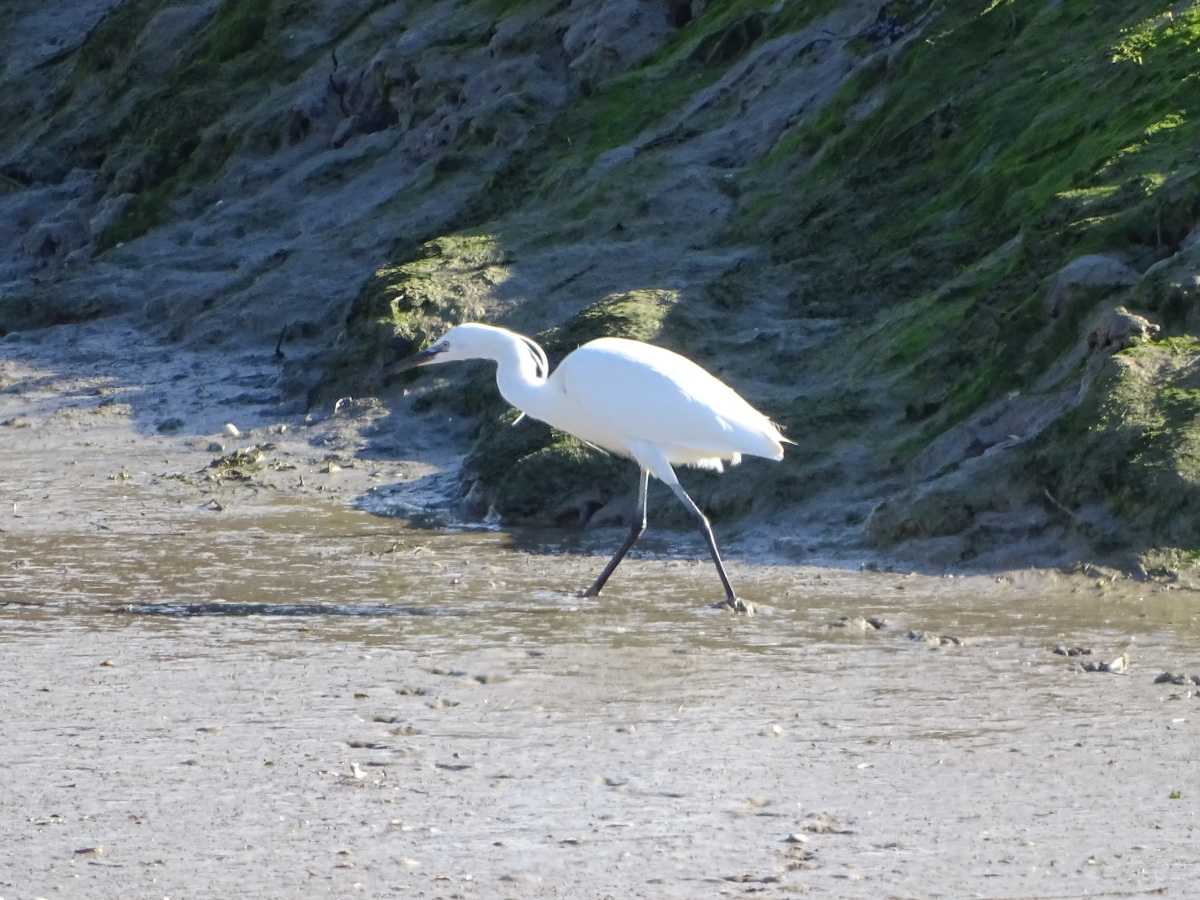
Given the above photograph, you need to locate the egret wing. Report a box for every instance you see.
[551,338,783,461]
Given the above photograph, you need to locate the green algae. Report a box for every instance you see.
[744,0,1200,325]
[541,0,842,168]
[42,0,320,249]
[727,0,1199,473]
[1030,340,1200,558]
[537,289,679,357]
[200,0,271,65]
[311,234,509,408]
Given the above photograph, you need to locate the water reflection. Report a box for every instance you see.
[2,495,1199,657]
[118,602,457,617]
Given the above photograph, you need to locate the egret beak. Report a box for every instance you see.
[381,344,443,378]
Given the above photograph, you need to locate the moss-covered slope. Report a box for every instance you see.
[3,0,1200,571]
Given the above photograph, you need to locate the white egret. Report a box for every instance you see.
[387,323,789,611]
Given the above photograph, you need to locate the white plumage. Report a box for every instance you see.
[388,323,788,610]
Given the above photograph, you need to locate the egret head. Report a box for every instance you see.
[382,324,492,375]
[382,323,548,379]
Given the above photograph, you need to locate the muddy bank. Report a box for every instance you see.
[4,320,1200,899]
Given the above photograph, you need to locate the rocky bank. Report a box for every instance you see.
[2,0,1199,575]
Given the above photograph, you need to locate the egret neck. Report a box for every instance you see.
[490,332,553,423]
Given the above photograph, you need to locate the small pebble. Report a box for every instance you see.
[907,630,965,647]
[1053,645,1093,657]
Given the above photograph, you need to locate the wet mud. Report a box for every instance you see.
[3,326,1200,899]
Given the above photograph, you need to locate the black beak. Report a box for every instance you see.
[381,345,441,378]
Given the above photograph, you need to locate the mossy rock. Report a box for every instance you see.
[487,426,632,525]
[866,490,976,545]
[200,0,270,65]
[1139,547,1200,578]
[736,0,1200,461]
[536,288,679,359]
[690,13,766,66]
[370,234,508,340]
[309,233,509,407]
[1133,243,1200,334]
[57,0,316,249]
[1030,339,1200,559]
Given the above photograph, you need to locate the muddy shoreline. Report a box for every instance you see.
[3,320,1200,899]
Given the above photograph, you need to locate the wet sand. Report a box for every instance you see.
[3,323,1200,899]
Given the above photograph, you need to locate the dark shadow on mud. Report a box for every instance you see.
[116,602,460,618]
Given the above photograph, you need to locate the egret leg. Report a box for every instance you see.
[666,482,753,614]
[584,467,649,598]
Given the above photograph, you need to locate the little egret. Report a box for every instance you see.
[387,323,789,611]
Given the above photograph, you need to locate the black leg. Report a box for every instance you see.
[667,483,751,612]
[584,467,649,597]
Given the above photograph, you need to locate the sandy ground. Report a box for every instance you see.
[3,319,1200,900]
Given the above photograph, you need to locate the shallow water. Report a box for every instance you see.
[5,493,1198,642]
[4,493,1200,899]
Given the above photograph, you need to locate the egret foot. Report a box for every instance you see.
[712,596,755,614]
